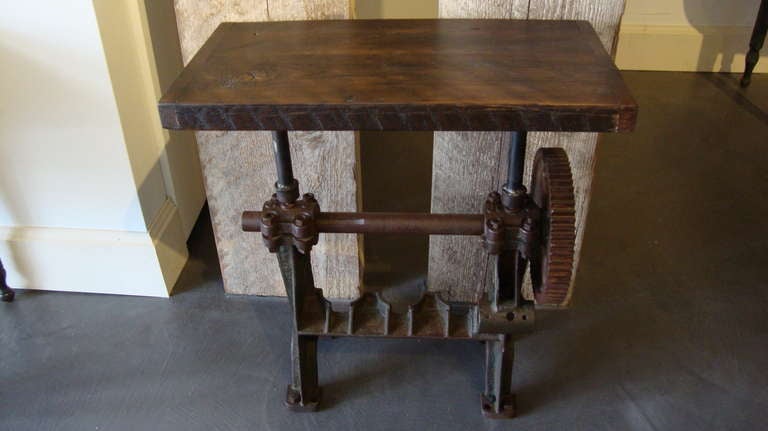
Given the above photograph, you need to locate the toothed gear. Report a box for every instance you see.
[530,148,576,306]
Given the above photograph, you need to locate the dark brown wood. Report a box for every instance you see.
[159,19,637,133]
[741,0,767,87]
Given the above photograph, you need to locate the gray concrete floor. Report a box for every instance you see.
[2,71,767,430]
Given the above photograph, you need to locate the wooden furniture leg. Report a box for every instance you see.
[0,259,14,302]
[741,0,768,87]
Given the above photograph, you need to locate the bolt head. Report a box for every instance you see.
[487,218,502,231]
[303,193,315,202]
[287,389,301,404]
[262,212,276,226]
[293,215,306,227]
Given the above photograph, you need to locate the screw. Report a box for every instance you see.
[487,218,502,232]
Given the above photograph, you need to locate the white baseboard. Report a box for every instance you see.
[0,199,188,298]
[616,24,768,73]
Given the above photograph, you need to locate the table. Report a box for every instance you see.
[159,19,637,419]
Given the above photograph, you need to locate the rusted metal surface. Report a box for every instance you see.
[294,290,534,339]
[529,148,577,305]
[480,191,539,255]
[254,193,321,254]
[236,131,576,417]
[244,211,487,235]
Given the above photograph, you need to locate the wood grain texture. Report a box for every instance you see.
[174,0,359,298]
[430,0,627,304]
[159,20,637,132]
[528,0,626,53]
[428,132,510,301]
[428,2,528,302]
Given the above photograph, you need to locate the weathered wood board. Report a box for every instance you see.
[173,0,359,298]
[430,0,626,304]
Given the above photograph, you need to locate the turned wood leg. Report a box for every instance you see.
[742,0,768,87]
[0,258,14,302]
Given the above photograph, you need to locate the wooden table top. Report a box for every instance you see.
[159,19,637,132]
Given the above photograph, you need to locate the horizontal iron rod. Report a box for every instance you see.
[242,212,491,235]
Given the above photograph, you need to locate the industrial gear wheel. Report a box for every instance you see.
[529,148,576,306]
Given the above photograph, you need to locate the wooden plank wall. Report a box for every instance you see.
[173,0,360,298]
[430,0,626,304]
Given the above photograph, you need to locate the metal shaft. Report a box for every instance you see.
[504,131,527,192]
[272,131,294,187]
[243,211,490,235]
[272,130,299,203]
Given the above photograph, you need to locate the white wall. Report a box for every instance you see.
[0,0,195,297]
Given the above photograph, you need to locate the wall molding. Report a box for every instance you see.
[0,198,187,298]
[616,24,768,73]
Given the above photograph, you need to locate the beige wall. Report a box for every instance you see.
[624,0,759,26]
[353,0,766,73]
[354,0,437,18]
[618,0,767,72]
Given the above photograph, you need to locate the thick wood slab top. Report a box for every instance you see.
[159,19,637,132]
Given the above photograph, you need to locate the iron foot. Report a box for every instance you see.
[285,385,320,412]
[481,393,516,419]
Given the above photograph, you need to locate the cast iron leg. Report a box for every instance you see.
[482,335,516,418]
[271,130,321,410]
[0,258,14,302]
[277,244,321,411]
[287,334,320,410]
[741,0,768,87]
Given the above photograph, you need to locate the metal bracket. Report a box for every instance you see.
[481,191,541,257]
[257,193,320,254]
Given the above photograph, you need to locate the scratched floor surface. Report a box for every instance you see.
[1,71,767,430]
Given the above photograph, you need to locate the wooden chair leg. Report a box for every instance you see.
[742,0,768,87]
[0,259,14,302]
